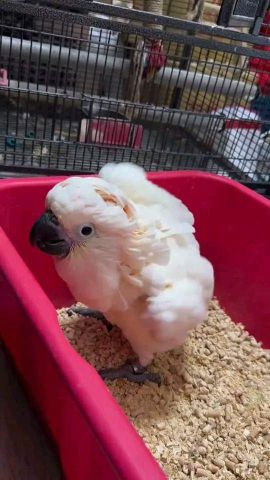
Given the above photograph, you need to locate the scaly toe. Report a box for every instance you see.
[99,363,161,385]
[67,306,112,331]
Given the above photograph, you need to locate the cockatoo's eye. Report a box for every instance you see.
[80,225,94,237]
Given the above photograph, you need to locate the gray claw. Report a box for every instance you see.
[67,306,113,332]
[99,362,161,385]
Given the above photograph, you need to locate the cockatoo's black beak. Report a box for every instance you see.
[30,210,71,257]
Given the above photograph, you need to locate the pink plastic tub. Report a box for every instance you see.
[0,171,269,480]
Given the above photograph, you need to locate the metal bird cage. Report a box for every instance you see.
[1,1,270,196]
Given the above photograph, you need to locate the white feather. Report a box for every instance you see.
[46,163,214,366]
[100,162,195,226]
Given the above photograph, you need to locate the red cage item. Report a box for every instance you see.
[80,118,143,148]
[0,68,8,87]
[249,10,270,94]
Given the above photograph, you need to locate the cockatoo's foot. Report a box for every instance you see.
[99,362,161,385]
[67,306,113,332]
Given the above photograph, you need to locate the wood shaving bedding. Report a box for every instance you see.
[57,300,270,479]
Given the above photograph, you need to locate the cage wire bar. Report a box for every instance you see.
[0,0,270,195]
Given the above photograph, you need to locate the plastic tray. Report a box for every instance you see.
[0,171,269,480]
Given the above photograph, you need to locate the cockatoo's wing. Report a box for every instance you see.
[141,250,214,345]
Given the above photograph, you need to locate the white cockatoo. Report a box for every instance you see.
[30,163,214,384]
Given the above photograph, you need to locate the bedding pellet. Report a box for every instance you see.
[57,301,270,480]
